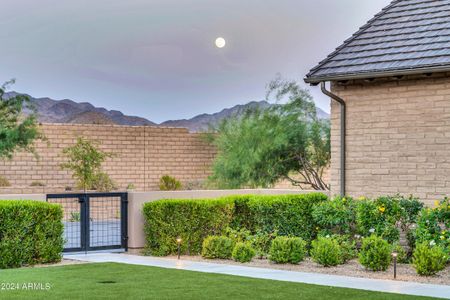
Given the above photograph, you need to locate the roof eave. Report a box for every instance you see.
[304,65,450,85]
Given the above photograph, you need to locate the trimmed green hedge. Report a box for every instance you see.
[143,193,327,256]
[0,200,64,269]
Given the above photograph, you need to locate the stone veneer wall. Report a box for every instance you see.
[330,72,450,205]
[0,123,216,193]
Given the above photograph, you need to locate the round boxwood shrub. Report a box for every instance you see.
[232,242,256,263]
[359,235,391,271]
[269,236,306,264]
[310,236,343,267]
[201,236,234,259]
[412,242,448,276]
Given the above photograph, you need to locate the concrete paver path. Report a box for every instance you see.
[64,253,450,299]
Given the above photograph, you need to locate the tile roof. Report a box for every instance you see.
[305,0,450,84]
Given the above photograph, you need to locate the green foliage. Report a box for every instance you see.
[269,236,306,264]
[0,201,64,268]
[126,183,135,190]
[412,242,448,276]
[91,171,117,192]
[0,80,42,159]
[60,137,115,191]
[70,211,81,222]
[201,236,234,259]
[332,234,357,263]
[232,242,256,263]
[225,227,251,244]
[392,242,408,264]
[0,175,10,187]
[310,236,343,267]
[245,193,328,243]
[312,196,356,235]
[248,231,278,259]
[30,181,45,187]
[413,202,449,254]
[358,235,392,271]
[206,78,330,190]
[159,175,182,191]
[143,198,234,256]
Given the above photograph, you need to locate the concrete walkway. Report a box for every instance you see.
[64,253,450,299]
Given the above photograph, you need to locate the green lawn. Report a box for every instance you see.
[0,262,438,300]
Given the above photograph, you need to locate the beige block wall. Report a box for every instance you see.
[0,124,215,193]
[330,72,450,205]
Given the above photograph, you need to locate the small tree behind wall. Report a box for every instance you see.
[60,137,116,192]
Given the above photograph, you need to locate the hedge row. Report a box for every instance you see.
[0,201,64,269]
[143,193,327,256]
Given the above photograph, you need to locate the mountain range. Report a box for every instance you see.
[5,92,329,132]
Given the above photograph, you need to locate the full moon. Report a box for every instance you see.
[215,37,226,48]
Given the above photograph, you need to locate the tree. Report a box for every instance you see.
[60,137,116,192]
[0,80,41,159]
[206,78,330,190]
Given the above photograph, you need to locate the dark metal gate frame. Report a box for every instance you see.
[47,192,128,252]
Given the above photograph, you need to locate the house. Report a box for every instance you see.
[305,0,450,204]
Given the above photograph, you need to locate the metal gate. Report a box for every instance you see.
[47,192,128,252]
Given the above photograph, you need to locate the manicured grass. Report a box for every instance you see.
[0,262,437,299]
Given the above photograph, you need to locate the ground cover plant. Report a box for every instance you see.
[0,262,432,300]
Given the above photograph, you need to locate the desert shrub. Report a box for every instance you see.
[0,201,64,269]
[0,176,10,187]
[30,181,45,187]
[310,236,342,267]
[143,198,234,256]
[232,242,256,263]
[359,235,392,271]
[126,183,135,190]
[312,196,356,235]
[269,236,306,264]
[392,242,408,264]
[159,175,182,191]
[202,236,234,259]
[412,242,448,276]
[92,172,117,192]
[246,193,328,243]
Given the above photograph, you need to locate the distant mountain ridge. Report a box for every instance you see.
[5,92,329,132]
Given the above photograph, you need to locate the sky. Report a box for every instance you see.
[1,0,392,123]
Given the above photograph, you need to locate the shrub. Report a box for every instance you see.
[413,201,449,254]
[312,196,356,235]
[269,236,306,264]
[0,201,64,269]
[232,242,256,263]
[225,227,251,244]
[201,236,234,259]
[159,175,182,191]
[392,242,408,264]
[30,181,45,187]
[92,172,117,192]
[310,236,342,267]
[246,193,328,243]
[332,234,357,263]
[356,196,401,243]
[0,176,10,187]
[359,235,392,271]
[412,242,448,276]
[143,198,234,256]
[249,231,278,259]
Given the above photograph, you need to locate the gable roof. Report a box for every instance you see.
[305,0,450,84]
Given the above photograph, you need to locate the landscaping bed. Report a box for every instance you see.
[162,255,450,286]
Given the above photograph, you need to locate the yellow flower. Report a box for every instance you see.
[378,206,386,213]
[316,227,319,230]
[434,200,440,207]
[358,196,366,201]
[440,236,445,240]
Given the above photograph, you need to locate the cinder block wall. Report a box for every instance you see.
[330,72,450,205]
[0,124,215,193]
